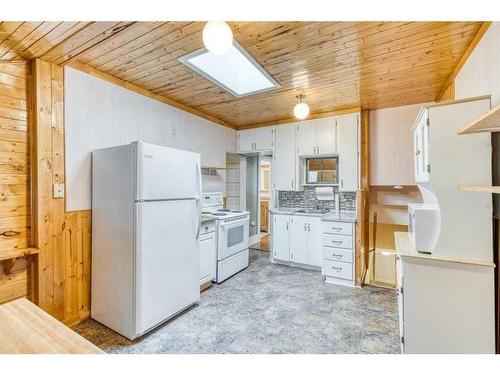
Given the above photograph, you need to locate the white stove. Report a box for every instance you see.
[201,192,250,283]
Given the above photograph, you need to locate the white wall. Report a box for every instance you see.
[64,67,236,211]
[455,22,500,106]
[455,22,500,215]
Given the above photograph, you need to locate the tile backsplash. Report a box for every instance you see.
[278,186,356,212]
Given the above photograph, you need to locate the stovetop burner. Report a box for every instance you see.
[217,209,231,212]
[211,213,228,216]
[202,211,211,214]
[231,210,243,213]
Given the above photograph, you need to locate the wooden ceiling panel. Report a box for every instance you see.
[0,21,486,127]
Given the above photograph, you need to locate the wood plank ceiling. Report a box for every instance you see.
[0,21,484,127]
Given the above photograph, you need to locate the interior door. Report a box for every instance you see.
[297,122,317,156]
[136,142,201,201]
[306,217,322,267]
[274,125,296,191]
[337,114,359,191]
[316,117,336,155]
[272,214,290,261]
[290,215,308,264]
[135,199,200,335]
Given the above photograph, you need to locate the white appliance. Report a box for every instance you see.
[91,141,202,340]
[407,203,440,254]
[201,192,250,283]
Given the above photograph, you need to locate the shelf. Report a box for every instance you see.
[457,103,500,135]
[201,166,225,176]
[0,247,39,262]
[458,185,500,194]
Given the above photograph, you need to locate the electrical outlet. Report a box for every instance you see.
[53,183,65,199]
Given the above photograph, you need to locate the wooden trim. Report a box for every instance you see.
[66,61,236,130]
[459,185,500,194]
[436,21,492,102]
[0,247,39,262]
[238,106,362,129]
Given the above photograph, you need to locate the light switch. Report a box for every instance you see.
[53,183,65,199]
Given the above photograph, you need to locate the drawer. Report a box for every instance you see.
[322,259,353,280]
[321,221,353,236]
[200,221,216,235]
[322,247,353,263]
[322,234,353,250]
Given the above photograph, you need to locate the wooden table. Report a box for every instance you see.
[0,298,104,354]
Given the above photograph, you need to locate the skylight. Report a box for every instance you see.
[178,41,280,98]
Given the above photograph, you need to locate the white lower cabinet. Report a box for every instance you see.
[199,221,216,285]
[321,220,355,286]
[271,213,321,269]
[272,214,290,261]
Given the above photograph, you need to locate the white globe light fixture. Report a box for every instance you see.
[293,94,310,120]
[202,21,233,55]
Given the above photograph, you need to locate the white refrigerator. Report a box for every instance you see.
[91,141,202,340]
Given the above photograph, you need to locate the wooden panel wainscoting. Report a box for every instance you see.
[0,61,34,304]
[63,210,92,324]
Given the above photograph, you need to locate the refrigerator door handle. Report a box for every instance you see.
[195,159,202,239]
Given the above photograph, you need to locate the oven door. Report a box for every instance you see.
[217,218,249,260]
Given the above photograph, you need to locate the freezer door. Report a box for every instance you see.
[135,142,202,201]
[135,199,200,335]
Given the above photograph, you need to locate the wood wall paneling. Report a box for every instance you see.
[0,61,32,304]
[31,59,90,325]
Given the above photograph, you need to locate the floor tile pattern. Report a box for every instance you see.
[74,250,400,354]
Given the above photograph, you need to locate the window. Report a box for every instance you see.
[306,157,338,185]
[178,41,280,97]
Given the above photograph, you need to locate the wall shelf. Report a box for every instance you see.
[457,102,500,135]
[459,185,500,194]
[0,247,40,262]
[201,166,225,176]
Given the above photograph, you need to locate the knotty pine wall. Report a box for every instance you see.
[0,62,33,304]
[30,59,90,325]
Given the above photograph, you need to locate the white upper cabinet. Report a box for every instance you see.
[337,114,359,192]
[316,117,336,155]
[237,127,274,153]
[297,118,336,156]
[273,125,297,191]
[297,122,317,156]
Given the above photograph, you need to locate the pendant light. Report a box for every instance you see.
[293,94,310,120]
[202,21,233,55]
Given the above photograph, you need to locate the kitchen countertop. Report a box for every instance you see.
[270,207,357,223]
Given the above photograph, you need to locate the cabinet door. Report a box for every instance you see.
[421,113,430,182]
[272,214,290,261]
[337,114,359,191]
[254,127,274,151]
[306,217,322,267]
[316,117,336,155]
[290,215,308,264]
[274,125,297,191]
[199,232,216,283]
[297,123,317,156]
[237,131,255,153]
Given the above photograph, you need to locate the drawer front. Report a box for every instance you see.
[322,259,353,280]
[200,221,216,235]
[321,221,353,236]
[322,234,353,249]
[322,247,353,263]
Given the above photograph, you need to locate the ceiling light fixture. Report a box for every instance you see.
[202,21,233,55]
[293,94,310,120]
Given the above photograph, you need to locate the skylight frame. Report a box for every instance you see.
[177,41,281,98]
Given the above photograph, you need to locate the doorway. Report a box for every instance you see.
[249,156,272,252]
